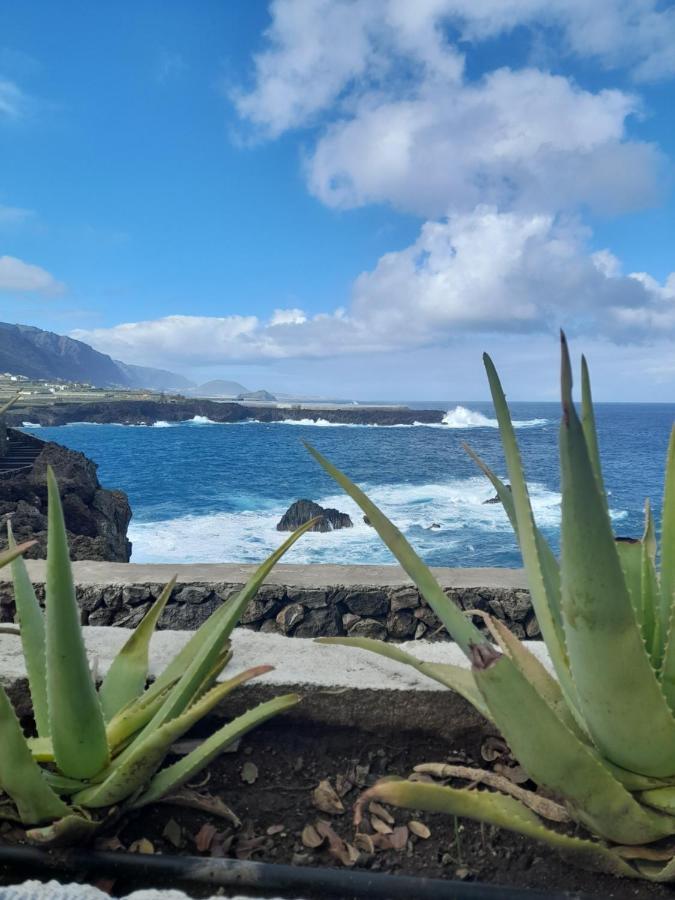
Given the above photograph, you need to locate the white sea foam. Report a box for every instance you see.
[441,406,548,429]
[189,415,217,425]
[151,420,172,428]
[129,476,607,565]
[257,406,549,429]
[21,422,41,428]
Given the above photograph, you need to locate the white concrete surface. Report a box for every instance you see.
[0,560,527,590]
[0,626,553,695]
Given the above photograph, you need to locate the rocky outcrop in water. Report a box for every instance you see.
[483,484,512,504]
[0,431,132,562]
[6,399,444,428]
[277,499,353,533]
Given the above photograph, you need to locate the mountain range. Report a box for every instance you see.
[0,322,193,391]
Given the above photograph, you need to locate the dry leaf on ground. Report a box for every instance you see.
[312,779,345,814]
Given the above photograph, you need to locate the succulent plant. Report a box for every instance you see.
[307,334,675,881]
[0,468,309,845]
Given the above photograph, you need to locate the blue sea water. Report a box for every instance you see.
[20,402,675,568]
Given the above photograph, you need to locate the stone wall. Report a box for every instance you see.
[0,561,538,640]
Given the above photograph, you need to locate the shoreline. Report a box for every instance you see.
[7,398,445,428]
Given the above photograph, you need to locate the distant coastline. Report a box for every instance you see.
[7,398,445,428]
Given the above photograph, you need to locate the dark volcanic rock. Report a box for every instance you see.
[483,484,512,504]
[7,399,445,428]
[0,431,131,562]
[276,499,353,533]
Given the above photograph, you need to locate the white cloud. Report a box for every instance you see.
[0,204,34,227]
[269,307,308,326]
[235,0,675,140]
[306,68,660,217]
[234,2,665,218]
[0,255,65,294]
[0,78,28,119]
[73,209,675,367]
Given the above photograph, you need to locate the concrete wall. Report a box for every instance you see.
[0,560,537,641]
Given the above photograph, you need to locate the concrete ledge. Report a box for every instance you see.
[0,626,550,743]
[0,560,527,588]
[0,562,536,643]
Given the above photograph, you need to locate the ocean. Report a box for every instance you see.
[20,401,675,569]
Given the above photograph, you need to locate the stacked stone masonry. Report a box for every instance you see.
[0,562,538,641]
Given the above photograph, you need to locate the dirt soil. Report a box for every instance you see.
[2,719,675,898]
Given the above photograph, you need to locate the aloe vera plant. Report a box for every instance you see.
[0,467,309,844]
[306,334,675,881]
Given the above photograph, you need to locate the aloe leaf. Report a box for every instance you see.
[0,393,22,416]
[316,636,492,721]
[45,467,109,779]
[105,678,181,753]
[0,540,37,570]
[480,615,588,742]
[98,577,176,720]
[0,685,70,824]
[660,427,675,638]
[558,337,675,777]
[580,355,606,502]
[474,653,675,844]
[42,772,88,795]
[138,518,319,719]
[128,520,317,743]
[133,693,300,809]
[604,763,675,793]
[362,780,638,878]
[639,786,675,815]
[641,502,660,667]
[463,443,564,638]
[616,538,644,628]
[304,443,487,656]
[27,736,53,762]
[26,814,101,846]
[74,667,273,808]
[482,354,578,711]
[7,523,48,737]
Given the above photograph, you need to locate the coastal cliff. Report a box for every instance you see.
[0,430,132,562]
[6,399,444,427]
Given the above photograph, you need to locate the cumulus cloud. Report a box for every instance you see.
[79,2,675,375]
[0,255,64,294]
[234,1,666,218]
[74,209,675,366]
[306,69,661,217]
[235,1,675,142]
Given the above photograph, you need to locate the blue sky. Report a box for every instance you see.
[1,0,675,400]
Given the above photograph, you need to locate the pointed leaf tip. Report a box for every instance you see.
[560,333,573,425]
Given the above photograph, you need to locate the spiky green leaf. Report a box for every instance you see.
[0,685,70,824]
[45,467,109,779]
[474,653,675,844]
[305,443,487,656]
[463,443,564,639]
[133,693,300,809]
[660,427,675,639]
[317,636,492,720]
[99,577,176,720]
[482,352,577,712]
[558,337,675,777]
[74,667,273,807]
[362,779,638,879]
[0,540,37,570]
[8,523,48,737]
[580,355,606,503]
[122,518,319,750]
